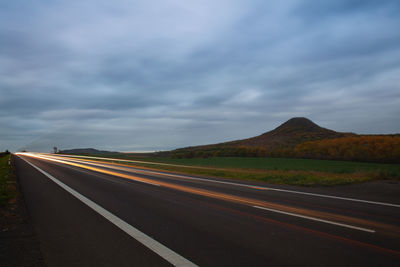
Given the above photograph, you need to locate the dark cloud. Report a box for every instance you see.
[1,0,399,152]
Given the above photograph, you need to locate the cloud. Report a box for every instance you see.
[1,0,399,152]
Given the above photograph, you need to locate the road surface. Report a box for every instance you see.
[13,153,400,266]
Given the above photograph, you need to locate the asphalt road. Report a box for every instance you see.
[14,153,400,266]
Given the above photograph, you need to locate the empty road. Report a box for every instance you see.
[14,153,400,266]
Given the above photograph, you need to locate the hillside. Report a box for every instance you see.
[293,135,400,163]
[171,117,354,156]
[57,118,400,163]
[232,117,353,149]
[167,117,400,163]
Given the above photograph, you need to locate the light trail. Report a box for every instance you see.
[20,157,197,267]
[18,152,400,235]
[44,153,400,208]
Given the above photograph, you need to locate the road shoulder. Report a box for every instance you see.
[0,155,46,266]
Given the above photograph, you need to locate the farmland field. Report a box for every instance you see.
[127,156,400,174]
[66,154,400,186]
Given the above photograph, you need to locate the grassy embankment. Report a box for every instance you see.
[0,154,14,206]
[66,154,400,186]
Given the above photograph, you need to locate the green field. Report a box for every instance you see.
[123,156,400,175]
[70,154,400,186]
[0,154,13,206]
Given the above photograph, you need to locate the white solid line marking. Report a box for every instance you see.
[137,180,161,187]
[253,205,375,233]
[20,157,197,267]
[49,153,400,208]
[262,189,400,208]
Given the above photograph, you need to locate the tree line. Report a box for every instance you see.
[292,135,400,163]
[169,135,400,163]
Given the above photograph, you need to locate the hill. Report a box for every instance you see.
[57,118,400,163]
[170,117,355,157]
[231,117,353,149]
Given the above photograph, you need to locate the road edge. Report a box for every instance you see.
[0,155,46,266]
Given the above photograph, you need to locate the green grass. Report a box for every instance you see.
[91,154,400,176]
[0,154,13,206]
[107,161,372,186]
[68,154,400,186]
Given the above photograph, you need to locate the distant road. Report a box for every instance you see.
[14,153,400,266]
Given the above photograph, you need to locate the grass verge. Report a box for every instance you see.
[123,161,373,186]
[0,154,15,206]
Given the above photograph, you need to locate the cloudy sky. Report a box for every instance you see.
[1,0,400,152]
